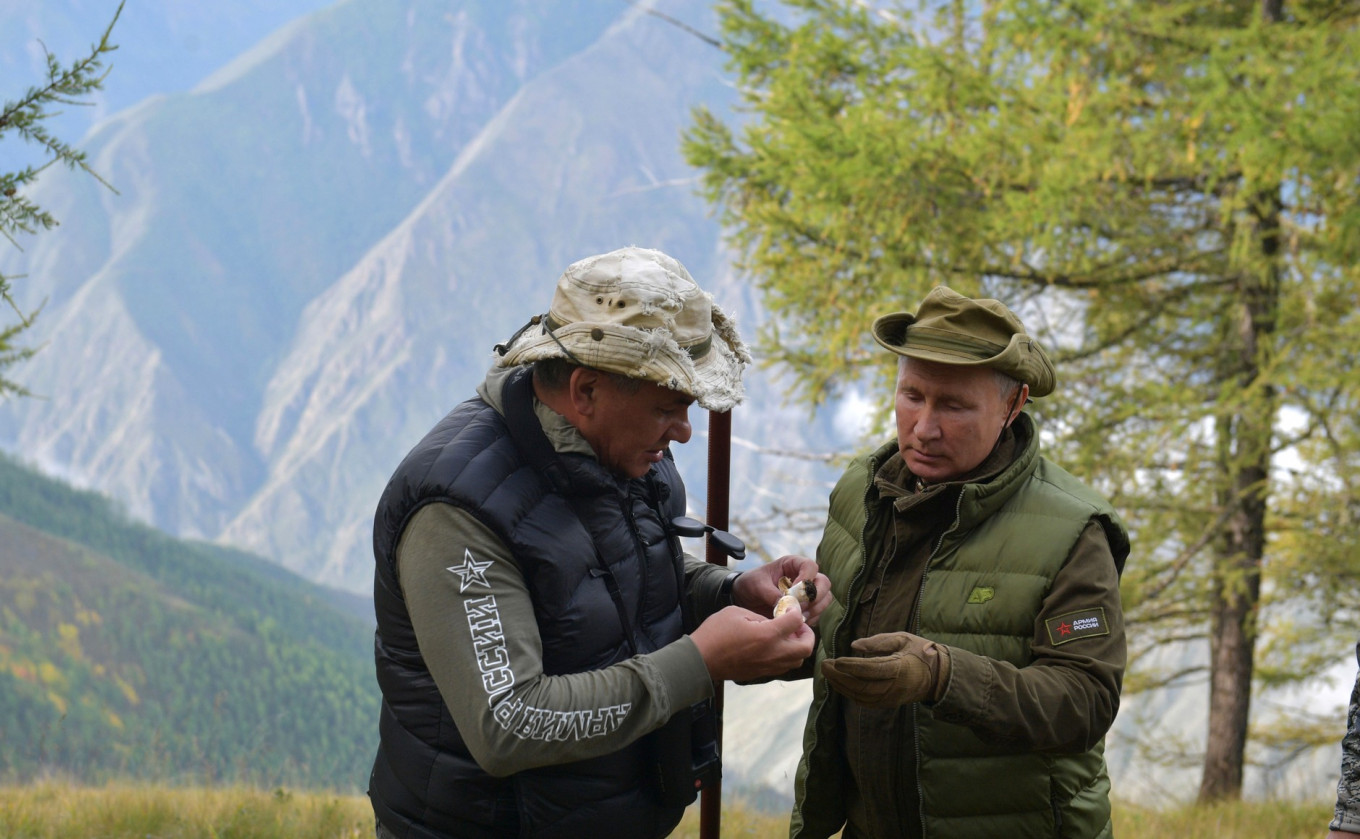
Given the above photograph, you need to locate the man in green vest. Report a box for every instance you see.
[789,286,1130,839]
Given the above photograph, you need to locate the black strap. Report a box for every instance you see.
[647,471,698,633]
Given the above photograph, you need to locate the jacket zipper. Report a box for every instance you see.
[793,454,884,835]
[913,488,966,839]
[828,465,883,662]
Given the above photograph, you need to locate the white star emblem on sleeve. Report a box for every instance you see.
[448,548,492,593]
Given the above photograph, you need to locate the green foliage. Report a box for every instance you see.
[686,0,1360,799]
[0,452,378,790]
[0,1,122,397]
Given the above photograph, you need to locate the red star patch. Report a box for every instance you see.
[1045,608,1110,646]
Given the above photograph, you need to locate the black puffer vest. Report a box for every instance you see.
[368,368,696,839]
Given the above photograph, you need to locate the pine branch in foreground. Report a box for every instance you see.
[0,0,123,397]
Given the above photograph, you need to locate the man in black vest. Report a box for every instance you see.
[369,246,829,839]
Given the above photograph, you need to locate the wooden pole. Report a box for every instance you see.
[700,408,733,839]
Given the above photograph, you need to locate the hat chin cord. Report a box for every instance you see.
[542,318,588,367]
[494,314,544,357]
[494,313,590,369]
[988,386,1025,458]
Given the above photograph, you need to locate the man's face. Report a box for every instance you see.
[577,374,695,479]
[894,357,1023,484]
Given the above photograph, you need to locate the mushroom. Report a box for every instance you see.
[773,576,817,619]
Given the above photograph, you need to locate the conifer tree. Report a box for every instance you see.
[0,2,122,397]
[686,0,1360,801]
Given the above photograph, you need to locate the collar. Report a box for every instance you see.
[478,363,597,459]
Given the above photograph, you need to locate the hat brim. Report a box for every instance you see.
[872,312,1055,398]
[497,311,748,413]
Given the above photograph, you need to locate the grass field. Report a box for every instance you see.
[0,782,1336,837]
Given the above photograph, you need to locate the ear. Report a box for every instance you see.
[568,367,604,417]
[1004,383,1029,427]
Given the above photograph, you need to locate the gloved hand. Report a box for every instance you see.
[820,631,951,708]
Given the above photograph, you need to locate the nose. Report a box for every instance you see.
[668,410,693,445]
[913,407,941,441]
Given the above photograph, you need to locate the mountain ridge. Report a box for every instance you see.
[0,451,377,788]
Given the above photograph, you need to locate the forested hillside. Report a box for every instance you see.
[0,453,377,790]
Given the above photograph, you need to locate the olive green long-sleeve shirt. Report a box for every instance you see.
[396,504,728,777]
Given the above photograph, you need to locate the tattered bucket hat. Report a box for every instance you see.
[494,246,751,412]
[871,286,1056,397]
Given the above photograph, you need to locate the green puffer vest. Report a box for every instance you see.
[791,415,1129,839]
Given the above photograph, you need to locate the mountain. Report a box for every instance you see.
[1,0,848,591]
[0,451,378,789]
[212,0,850,588]
[1,0,683,559]
[0,0,339,145]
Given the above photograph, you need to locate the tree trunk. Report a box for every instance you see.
[1198,431,1268,801]
[1198,176,1282,802]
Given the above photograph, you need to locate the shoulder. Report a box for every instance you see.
[1029,458,1109,511]
[820,440,896,569]
[396,397,509,481]
[1027,458,1131,571]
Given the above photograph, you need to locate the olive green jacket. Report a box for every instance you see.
[791,414,1129,839]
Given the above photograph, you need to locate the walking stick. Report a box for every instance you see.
[701,407,733,839]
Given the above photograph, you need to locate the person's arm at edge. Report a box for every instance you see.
[1329,650,1360,835]
[399,503,713,777]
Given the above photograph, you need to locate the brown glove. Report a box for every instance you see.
[820,631,951,709]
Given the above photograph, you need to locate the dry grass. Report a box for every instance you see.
[0,782,372,838]
[671,800,792,838]
[1114,798,1330,838]
[0,782,1335,838]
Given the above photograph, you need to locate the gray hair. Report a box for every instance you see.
[994,369,1022,403]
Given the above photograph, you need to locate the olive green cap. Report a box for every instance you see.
[871,286,1056,398]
